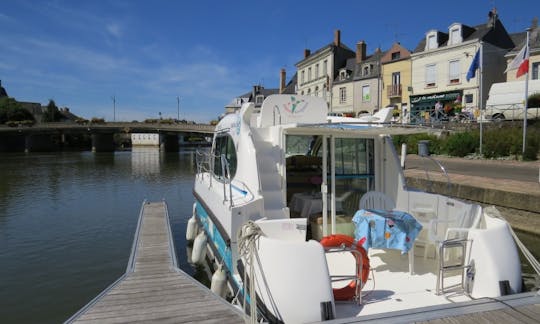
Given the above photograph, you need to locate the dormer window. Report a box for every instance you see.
[449,23,462,45]
[391,51,401,60]
[339,70,348,81]
[426,31,438,50]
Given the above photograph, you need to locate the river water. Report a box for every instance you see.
[0,149,538,323]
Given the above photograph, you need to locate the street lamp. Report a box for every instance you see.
[176,96,180,121]
[111,95,116,122]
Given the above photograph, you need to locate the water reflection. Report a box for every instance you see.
[0,150,198,323]
[131,147,161,176]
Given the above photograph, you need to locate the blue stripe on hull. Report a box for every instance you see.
[194,200,234,280]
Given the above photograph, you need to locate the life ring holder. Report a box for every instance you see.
[320,234,370,301]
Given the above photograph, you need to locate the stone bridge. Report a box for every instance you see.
[0,122,215,152]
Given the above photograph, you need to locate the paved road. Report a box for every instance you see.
[404,154,539,184]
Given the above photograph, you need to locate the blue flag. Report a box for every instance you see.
[466,49,480,82]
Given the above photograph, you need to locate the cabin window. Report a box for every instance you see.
[328,137,375,216]
[213,134,237,179]
[284,135,375,218]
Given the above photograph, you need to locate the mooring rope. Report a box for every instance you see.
[237,221,283,323]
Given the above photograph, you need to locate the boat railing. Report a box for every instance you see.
[195,150,213,186]
[196,150,235,207]
[220,154,234,207]
[417,141,451,192]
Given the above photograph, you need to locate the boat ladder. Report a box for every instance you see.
[436,238,471,295]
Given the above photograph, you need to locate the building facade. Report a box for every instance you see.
[295,30,355,108]
[381,43,412,122]
[351,43,385,116]
[506,18,540,82]
[410,10,514,123]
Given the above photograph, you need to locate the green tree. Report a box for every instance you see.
[0,97,35,124]
[43,99,62,122]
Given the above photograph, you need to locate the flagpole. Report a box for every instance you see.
[479,42,483,156]
[522,29,530,155]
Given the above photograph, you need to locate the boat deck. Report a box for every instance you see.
[329,247,539,323]
[330,291,540,323]
[66,201,243,323]
[331,247,470,319]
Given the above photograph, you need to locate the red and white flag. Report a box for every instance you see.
[505,44,529,78]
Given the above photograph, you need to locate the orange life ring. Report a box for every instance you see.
[320,234,370,301]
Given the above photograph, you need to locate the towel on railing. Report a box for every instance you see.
[352,209,423,254]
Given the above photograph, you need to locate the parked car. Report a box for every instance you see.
[485,80,540,120]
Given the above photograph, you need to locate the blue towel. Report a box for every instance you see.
[353,209,423,254]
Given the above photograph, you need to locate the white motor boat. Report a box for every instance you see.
[189,94,522,323]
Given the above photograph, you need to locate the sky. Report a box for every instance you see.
[0,1,538,123]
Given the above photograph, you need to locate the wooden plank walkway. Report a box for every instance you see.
[66,200,244,323]
[330,291,540,324]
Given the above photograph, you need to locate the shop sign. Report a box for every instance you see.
[410,92,460,104]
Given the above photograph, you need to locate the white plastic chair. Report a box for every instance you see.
[359,191,395,210]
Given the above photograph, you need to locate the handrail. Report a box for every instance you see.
[196,149,238,208]
[421,155,451,193]
[220,154,234,208]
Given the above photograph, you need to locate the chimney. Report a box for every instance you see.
[334,29,341,47]
[356,41,367,64]
[279,68,286,94]
[487,7,498,28]
[304,49,311,58]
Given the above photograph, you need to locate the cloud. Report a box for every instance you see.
[106,23,123,38]
[0,12,14,22]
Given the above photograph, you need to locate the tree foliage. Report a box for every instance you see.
[528,93,540,108]
[0,97,35,124]
[43,99,62,122]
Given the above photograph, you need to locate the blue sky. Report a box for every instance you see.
[0,1,537,122]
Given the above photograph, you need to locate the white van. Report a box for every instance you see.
[485,79,540,120]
